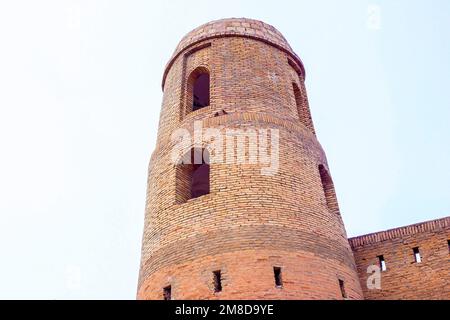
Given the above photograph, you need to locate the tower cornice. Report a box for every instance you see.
[161,18,306,90]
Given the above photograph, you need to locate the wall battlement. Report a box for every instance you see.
[349,216,450,248]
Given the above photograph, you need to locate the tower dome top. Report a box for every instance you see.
[162,18,305,89]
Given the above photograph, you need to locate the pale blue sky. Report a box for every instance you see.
[0,0,448,299]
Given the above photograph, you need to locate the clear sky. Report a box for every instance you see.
[0,0,449,299]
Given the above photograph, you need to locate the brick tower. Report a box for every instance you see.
[138,18,364,300]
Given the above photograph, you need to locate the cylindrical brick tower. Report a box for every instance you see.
[138,18,363,300]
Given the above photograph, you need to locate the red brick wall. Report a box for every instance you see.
[138,250,363,300]
[138,18,363,300]
[349,217,450,300]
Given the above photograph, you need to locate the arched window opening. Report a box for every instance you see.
[292,82,315,134]
[186,67,210,115]
[293,82,306,126]
[193,73,210,111]
[176,148,210,203]
[318,164,340,215]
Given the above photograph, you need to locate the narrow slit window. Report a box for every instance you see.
[378,255,386,271]
[273,267,283,288]
[163,285,171,300]
[213,270,222,293]
[338,279,347,299]
[447,240,450,253]
[413,247,422,263]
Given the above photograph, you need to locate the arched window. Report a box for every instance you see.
[292,82,315,133]
[193,73,210,111]
[191,162,210,198]
[318,164,340,215]
[176,148,210,203]
[292,82,306,125]
[187,67,210,114]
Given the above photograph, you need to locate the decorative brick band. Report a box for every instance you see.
[200,111,312,133]
[348,216,450,249]
[154,111,320,155]
[139,225,357,287]
[162,18,305,89]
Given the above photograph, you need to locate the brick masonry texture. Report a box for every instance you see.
[137,17,449,300]
[161,18,305,91]
[349,217,450,299]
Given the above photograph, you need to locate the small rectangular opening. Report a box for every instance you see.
[338,279,347,299]
[213,270,222,293]
[163,285,171,300]
[413,247,422,263]
[273,267,283,288]
[447,240,450,253]
[378,255,386,271]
